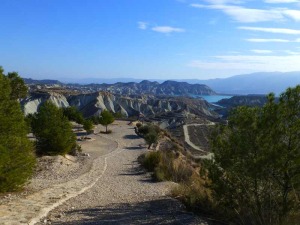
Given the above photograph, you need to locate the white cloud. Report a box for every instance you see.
[138,22,148,30]
[151,26,185,34]
[204,0,243,4]
[239,26,300,34]
[284,50,300,55]
[265,0,300,3]
[188,55,300,71]
[246,38,291,42]
[191,4,284,23]
[283,9,300,21]
[251,49,273,54]
[191,3,300,23]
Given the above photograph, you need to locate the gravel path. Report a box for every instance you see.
[1,121,213,225]
[37,122,211,225]
[183,123,214,160]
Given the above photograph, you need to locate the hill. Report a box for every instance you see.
[196,72,300,95]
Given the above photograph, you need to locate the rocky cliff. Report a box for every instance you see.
[21,91,218,122]
[21,91,69,115]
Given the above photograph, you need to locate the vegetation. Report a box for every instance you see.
[31,101,76,156]
[6,71,28,100]
[139,140,194,183]
[137,124,161,149]
[98,110,115,133]
[63,106,84,124]
[203,86,300,225]
[0,67,36,192]
[83,119,94,134]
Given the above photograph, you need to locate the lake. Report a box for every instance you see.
[192,95,233,103]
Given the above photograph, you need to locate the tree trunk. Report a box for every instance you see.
[106,125,108,133]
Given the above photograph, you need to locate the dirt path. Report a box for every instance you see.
[37,122,211,225]
[183,123,214,160]
[1,121,212,225]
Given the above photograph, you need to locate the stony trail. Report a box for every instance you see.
[1,121,213,225]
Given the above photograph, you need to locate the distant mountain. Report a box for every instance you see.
[86,80,216,96]
[195,72,300,95]
[24,78,62,85]
[62,77,146,84]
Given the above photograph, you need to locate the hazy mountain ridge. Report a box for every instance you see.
[23,71,300,95]
[197,72,300,95]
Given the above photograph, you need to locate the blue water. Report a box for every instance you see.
[193,95,232,103]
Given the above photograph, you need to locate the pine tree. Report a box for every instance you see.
[206,86,300,225]
[31,101,76,156]
[98,110,115,133]
[0,67,35,192]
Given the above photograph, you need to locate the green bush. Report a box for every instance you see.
[83,119,94,134]
[139,151,162,172]
[31,101,76,156]
[138,125,150,136]
[63,106,84,124]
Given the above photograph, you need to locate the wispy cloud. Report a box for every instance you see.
[284,50,300,55]
[264,0,300,3]
[188,55,300,71]
[283,9,300,21]
[151,26,185,34]
[138,21,148,30]
[246,38,300,42]
[191,4,284,23]
[251,49,273,54]
[239,26,300,34]
[191,3,300,23]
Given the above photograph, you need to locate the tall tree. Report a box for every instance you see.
[6,72,28,99]
[206,86,300,225]
[98,110,115,133]
[0,66,35,192]
[31,101,76,156]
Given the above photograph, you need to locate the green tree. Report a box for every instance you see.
[98,110,115,133]
[6,72,28,99]
[0,67,35,192]
[205,86,300,225]
[63,106,84,124]
[145,131,159,149]
[83,119,94,134]
[31,101,76,156]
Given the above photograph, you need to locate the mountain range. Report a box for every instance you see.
[24,71,300,95]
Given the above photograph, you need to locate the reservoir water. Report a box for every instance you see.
[193,95,232,103]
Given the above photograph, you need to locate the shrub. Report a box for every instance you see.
[136,122,142,128]
[31,101,76,156]
[63,106,84,124]
[138,125,150,136]
[144,131,158,149]
[83,119,94,134]
[139,151,162,172]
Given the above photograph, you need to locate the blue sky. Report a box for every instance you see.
[1,0,300,80]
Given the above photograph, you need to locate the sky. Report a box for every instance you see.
[0,0,300,81]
